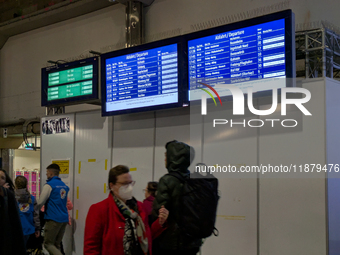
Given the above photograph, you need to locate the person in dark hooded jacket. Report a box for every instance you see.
[0,169,26,255]
[152,140,201,255]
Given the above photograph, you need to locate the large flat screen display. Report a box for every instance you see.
[101,38,186,116]
[187,10,294,101]
[41,57,99,106]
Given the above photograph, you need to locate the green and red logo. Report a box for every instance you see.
[199,82,223,107]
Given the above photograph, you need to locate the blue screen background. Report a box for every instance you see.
[188,19,286,90]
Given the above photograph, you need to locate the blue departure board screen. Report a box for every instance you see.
[188,18,290,100]
[103,43,181,115]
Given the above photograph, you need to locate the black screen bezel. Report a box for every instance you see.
[100,36,187,117]
[41,57,99,107]
[184,9,295,104]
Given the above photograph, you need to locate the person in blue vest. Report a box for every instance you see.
[15,175,41,248]
[36,163,70,255]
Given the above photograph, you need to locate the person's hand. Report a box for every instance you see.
[35,231,40,238]
[3,183,10,189]
[158,205,169,225]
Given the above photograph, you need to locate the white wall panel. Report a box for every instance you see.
[154,107,201,182]
[73,110,112,255]
[113,112,155,202]
[41,113,75,255]
[199,101,258,255]
[325,78,340,255]
[259,79,327,255]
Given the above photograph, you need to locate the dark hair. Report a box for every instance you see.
[147,181,158,197]
[15,176,28,189]
[0,169,15,191]
[108,165,129,185]
[47,163,60,176]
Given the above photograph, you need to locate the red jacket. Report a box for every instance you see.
[84,194,165,255]
[142,195,155,217]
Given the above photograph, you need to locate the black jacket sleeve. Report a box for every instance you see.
[0,187,26,255]
[152,176,172,217]
[8,189,27,254]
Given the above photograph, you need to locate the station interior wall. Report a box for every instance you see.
[325,78,340,255]
[1,0,340,254]
[40,78,340,255]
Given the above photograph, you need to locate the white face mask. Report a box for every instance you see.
[115,184,133,201]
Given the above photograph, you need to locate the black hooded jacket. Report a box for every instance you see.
[152,140,202,250]
[0,187,26,255]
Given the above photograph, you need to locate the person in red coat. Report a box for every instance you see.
[142,182,158,217]
[84,165,169,255]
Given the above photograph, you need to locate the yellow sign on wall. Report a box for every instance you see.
[52,160,70,174]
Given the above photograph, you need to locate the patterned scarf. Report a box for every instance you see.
[114,196,149,255]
